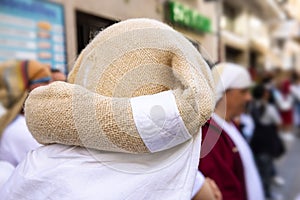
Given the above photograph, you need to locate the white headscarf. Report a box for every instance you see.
[212,62,252,101]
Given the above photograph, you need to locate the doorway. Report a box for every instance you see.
[76,11,117,55]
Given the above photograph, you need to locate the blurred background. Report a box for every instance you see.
[1,0,300,73]
[1,0,300,199]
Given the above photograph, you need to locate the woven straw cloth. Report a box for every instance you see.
[0,60,51,137]
[25,18,215,153]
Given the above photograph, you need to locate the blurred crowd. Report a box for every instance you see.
[237,67,300,199]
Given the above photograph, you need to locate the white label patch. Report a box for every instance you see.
[130,91,191,152]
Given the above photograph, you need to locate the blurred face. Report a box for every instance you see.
[225,88,252,119]
[51,71,66,82]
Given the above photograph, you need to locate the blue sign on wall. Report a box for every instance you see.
[0,0,67,73]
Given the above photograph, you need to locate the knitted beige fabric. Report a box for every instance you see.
[25,18,215,153]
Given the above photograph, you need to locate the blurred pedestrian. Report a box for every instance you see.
[237,105,255,143]
[260,69,287,187]
[199,63,264,200]
[271,71,293,135]
[250,84,284,199]
[290,70,300,136]
[0,60,52,167]
[0,19,217,200]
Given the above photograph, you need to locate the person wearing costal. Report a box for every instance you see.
[0,60,52,167]
[0,19,218,200]
[199,63,264,200]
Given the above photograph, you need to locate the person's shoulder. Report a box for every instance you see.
[5,115,27,129]
[2,115,31,140]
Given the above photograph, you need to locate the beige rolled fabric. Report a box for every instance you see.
[25,18,215,153]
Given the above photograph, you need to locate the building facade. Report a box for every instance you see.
[1,0,299,73]
[50,0,218,71]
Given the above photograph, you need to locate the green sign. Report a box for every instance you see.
[167,1,211,33]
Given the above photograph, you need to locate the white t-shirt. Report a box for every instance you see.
[0,161,14,189]
[260,104,282,126]
[0,143,204,200]
[272,89,293,111]
[0,115,42,167]
[192,171,205,198]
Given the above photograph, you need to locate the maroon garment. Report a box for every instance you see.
[199,118,247,200]
[280,110,293,125]
[280,80,293,125]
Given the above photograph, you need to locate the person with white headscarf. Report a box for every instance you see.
[0,19,218,200]
[199,62,264,200]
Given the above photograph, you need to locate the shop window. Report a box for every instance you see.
[225,46,244,64]
[222,2,238,32]
[0,0,67,73]
[76,11,117,55]
[222,2,245,35]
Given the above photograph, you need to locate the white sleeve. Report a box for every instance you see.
[290,85,300,101]
[191,171,205,198]
[268,105,282,125]
[272,89,293,111]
